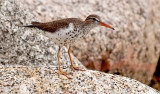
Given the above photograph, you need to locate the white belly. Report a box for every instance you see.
[41,23,85,46]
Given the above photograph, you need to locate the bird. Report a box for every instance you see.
[24,14,114,78]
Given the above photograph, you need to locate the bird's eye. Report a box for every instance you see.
[93,18,96,21]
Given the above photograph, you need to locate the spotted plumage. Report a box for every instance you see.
[24,14,114,78]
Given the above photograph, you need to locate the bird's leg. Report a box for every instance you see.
[68,46,85,71]
[57,47,71,79]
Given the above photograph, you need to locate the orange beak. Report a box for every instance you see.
[99,22,114,30]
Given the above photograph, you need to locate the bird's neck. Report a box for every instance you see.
[82,21,94,30]
[78,21,93,36]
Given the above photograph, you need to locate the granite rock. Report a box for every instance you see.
[0,66,159,94]
[0,0,159,93]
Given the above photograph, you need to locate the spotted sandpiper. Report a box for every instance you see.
[25,14,114,78]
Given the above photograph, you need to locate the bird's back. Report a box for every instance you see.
[27,18,83,33]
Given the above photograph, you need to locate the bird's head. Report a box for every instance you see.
[85,14,114,30]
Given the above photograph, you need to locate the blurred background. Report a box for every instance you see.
[20,0,160,90]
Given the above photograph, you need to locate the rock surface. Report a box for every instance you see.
[18,0,160,84]
[0,66,159,94]
[0,0,159,93]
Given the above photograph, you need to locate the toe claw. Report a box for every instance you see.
[58,70,72,79]
[70,65,85,71]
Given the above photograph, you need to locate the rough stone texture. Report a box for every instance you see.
[18,0,160,85]
[0,0,159,93]
[0,66,159,94]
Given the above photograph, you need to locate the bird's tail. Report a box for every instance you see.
[22,21,41,27]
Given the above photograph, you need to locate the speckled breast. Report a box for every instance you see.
[41,23,87,46]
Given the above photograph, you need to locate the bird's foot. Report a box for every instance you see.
[70,65,85,71]
[58,70,71,79]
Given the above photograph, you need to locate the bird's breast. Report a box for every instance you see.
[41,23,89,46]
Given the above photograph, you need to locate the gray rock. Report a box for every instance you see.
[0,0,159,93]
[0,66,159,94]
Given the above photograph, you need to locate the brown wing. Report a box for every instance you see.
[29,18,82,33]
